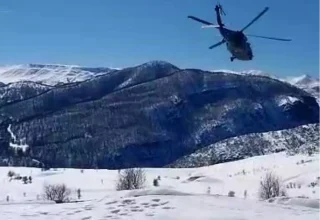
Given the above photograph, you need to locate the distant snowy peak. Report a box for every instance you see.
[212,69,319,97]
[0,63,119,86]
[136,60,180,71]
[284,74,319,100]
[285,74,319,88]
[212,69,271,77]
[211,69,318,85]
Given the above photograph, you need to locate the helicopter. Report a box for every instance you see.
[188,3,292,61]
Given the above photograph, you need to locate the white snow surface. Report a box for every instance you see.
[0,64,117,85]
[0,152,319,219]
[7,124,29,152]
[277,95,300,106]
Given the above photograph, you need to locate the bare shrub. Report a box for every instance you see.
[7,170,15,178]
[259,172,286,200]
[14,175,22,180]
[77,188,81,199]
[310,182,317,187]
[228,191,235,197]
[22,176,28,184]
[153,178,159,187]
[116,168,146,191]
[207,186,211,194]
[298,195,309,198]
[43,183,71,203]
[244,190,247,198]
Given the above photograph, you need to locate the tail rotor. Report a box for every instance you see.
[217,2,226,16]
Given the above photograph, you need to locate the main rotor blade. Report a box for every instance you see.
[209,40,225,49]
[188,16,214,25]
[201,25,220,28]
[241,7,269,32]
[247,34,292,41]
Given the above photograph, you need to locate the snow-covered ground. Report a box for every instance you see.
[0,152,319,219]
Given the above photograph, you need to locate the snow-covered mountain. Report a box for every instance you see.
[0,61,318,169]
[284,74,319,98]
[0,64,117,86]
[212,69,319,99]
[212,69,271,77]
[286,74,318,86]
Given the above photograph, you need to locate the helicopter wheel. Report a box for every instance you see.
[230,57,235,62]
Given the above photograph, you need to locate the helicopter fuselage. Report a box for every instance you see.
[188,4,291,62]
[219,27,253,61]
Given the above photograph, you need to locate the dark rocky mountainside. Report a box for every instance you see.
[0,61,318,169]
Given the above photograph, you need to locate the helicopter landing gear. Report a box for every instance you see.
[230,57,235,62]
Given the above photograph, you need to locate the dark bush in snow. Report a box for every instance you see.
[43,183,71,203]
[7,170,15,178]
[228,191,235,197]
[153,178,159,187]
[22,176,28,184]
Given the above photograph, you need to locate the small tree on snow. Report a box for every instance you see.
[77,188,81,199]
[153,178,159,187]
[7,170,15,179]
[43,183,71,203]
[228,191,235,197]
[259,172,286,200]
[116,168,146,191]
[22,176,28,184]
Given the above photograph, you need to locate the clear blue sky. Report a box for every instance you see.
[0,0,318,77]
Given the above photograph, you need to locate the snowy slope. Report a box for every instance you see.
[0,81,51,106]
[284,74,319,99]
[0,152,319,219]
[0,64,117,85]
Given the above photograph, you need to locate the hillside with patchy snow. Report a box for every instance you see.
[169,123,319,168]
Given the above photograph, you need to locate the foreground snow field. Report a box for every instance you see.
[0,152,319,219]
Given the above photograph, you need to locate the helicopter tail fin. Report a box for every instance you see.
[215,2,225,27]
